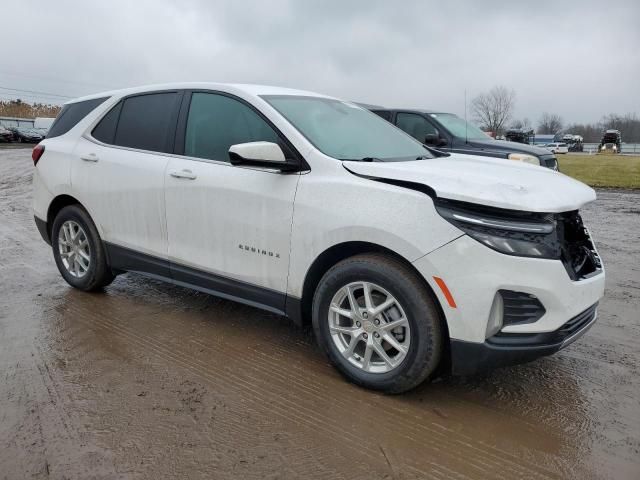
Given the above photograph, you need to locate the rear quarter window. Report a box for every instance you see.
[47,97,109,138]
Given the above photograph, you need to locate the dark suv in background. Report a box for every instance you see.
[369,108,558,170]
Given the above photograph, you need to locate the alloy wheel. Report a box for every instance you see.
[328,281,411,373]
[58,220,91,278]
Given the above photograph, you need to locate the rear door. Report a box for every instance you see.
[164,91,301,313]
[72,91,182,272]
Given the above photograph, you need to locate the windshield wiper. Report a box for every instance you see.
[340,157,382,162]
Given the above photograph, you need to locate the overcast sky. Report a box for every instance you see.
[2,0,639,125]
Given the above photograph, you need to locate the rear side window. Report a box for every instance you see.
[109,92,179,152]
[47,97,108,138]
[184,92,280,162]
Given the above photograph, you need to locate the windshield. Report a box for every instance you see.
[262,95,433,161]
[429,113,490,141]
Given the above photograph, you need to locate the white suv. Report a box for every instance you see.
[544,142,569,154]
[32,83,605,393]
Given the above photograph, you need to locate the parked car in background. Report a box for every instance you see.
[544,142,569,154]
[369,108,559,170]
[9,127,44,143]
[0,126,14,142]
[505,128,535,144]
[32,83,605,393]
[34,127,49,138]
[599,130,622,154]
[560,134,584,152]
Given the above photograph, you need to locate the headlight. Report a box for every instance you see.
[508,153,541,166]
[435,199,559,258]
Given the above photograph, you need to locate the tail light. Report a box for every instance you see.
[32,144,45,166]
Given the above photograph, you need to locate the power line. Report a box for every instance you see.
[0,86,73,99]
[0,91,66,104]
[0,70,116,90]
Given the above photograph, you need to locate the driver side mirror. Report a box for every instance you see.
[424,134,447,147]
[228,142,297,171]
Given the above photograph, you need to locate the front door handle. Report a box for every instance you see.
[169,169,197,180]
[80,153,99,162]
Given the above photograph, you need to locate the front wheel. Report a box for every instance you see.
[312,254,444,393]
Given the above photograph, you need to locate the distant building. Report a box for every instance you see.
[532,134,555,145]
[0,116,35,128]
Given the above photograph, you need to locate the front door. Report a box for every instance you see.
[164,91,300,313]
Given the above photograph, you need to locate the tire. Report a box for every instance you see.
[51,204,115,291]
[312,253,444,394]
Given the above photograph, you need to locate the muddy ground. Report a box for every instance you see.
[1,147,638,479]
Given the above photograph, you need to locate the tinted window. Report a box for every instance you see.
[92,101,122,144]
[184,92,280,162]
[395,113,437,143]
[47,97,108,138]
[114,92,179,152]
[372,110,392,121]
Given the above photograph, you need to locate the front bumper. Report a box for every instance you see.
[450,303,598,375]
[413,234,605,372]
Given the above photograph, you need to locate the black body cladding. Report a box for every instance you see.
[451,303,598,375]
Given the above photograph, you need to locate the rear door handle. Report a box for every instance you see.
[80,153,99,162]
[169,169,197,180]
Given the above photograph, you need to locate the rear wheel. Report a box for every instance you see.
[51,205,115,291]
[312,253,444,393]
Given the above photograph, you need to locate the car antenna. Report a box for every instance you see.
[464,88,468,144]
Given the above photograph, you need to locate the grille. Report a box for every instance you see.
[556,212,602,280]
[500,290,546,326]
[556,303,598,338]
[489,303,598,347]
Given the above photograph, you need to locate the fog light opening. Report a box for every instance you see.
[486,293,504,338]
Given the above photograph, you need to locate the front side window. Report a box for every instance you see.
[262,95,433,161]
[395,113,438,143]
[184,92,281,162]
[111,92,179,152]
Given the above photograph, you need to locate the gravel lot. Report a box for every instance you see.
[1,147,639,479]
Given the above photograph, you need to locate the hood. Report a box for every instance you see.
[343,154,596,213]
[464,138,552,157]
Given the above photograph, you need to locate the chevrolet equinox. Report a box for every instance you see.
[32,83,605,393]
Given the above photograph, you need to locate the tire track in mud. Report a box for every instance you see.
[65,305,438,478]
[62,297,560,480]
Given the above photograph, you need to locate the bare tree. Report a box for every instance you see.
[470,86,516,135]
[511,117,532,131]
[537,113,563,134]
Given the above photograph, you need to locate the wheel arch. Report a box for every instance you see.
[290,241,452,373]
[46,194,84,240]
[294,242,447,333]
